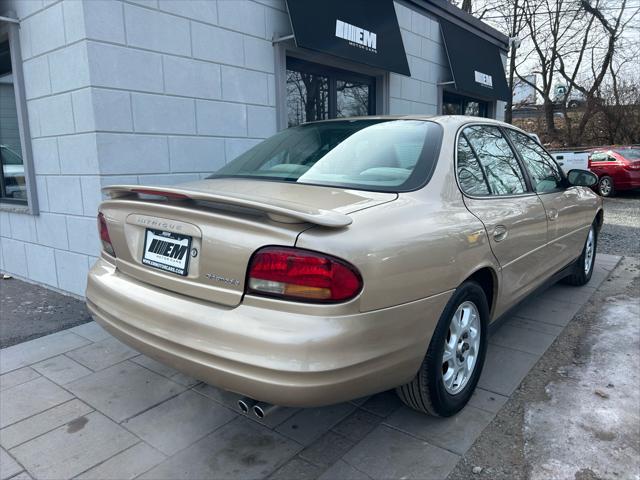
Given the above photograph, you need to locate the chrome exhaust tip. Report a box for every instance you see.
[252,402,281,419]
[238,397,256,414]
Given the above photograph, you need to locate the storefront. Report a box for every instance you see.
[0,0,509,296]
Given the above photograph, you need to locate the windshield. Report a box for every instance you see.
[615,148,640,160]
[209,120,442,192]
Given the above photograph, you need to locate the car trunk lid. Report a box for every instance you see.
[100,179,396,306]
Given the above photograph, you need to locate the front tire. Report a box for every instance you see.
[563,223,597,286]
[396,281,489,416]
[598,176,614,197]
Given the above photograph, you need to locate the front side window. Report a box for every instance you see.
[0,39,26,203]
[209,120,442,192]
[506,130,563,193]
[463,125,527,195]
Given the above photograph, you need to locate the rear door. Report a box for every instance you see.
[505,129,588,269]
[457,125,549,312]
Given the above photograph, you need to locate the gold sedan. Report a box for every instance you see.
[87,116,602,417]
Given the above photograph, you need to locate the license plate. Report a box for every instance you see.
[142,229,192,276]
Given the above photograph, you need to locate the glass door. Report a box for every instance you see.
[286,58,375,127]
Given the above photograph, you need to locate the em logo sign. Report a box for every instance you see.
[335,19,377,53]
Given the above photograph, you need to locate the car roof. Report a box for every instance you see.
[302,115,527,133]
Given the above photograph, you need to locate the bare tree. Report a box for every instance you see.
[555,0,640,144]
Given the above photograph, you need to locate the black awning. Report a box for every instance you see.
[284,0,410,76]
[440,20,510,102]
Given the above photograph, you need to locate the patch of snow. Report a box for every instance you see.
[524,295,640,480]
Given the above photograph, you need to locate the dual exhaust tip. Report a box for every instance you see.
[238,397,280,419]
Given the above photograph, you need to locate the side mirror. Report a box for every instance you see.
[567,169,598,187]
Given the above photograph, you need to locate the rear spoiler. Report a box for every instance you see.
[102,185,353,228]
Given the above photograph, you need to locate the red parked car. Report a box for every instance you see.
[588,147,640,197]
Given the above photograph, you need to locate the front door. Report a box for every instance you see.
[457,125,549,315]
[505,129,589,268]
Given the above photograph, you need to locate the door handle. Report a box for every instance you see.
[548,208,559,221]
[493,225,508,242]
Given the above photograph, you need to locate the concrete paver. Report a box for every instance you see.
[299,430,355,467]
[385,405,495,455]
[358,389,403,417]
[9,411,137,479]
[506,316,564,336]
[477,344,539,396]
[489,323,557,355]
[32,354,92,385]
[0,255,621,479]
[343,424,460,480]
[0,377,73,429]
[123,390,236,455]
[317,460,370,480]
[0,332,89,374]
[0,448,22,480]
[67,362,185,422]
[66,336,138,371]
[330,409,380,443]
[67,322,111,343]
[467,388,509,414]
[0,399,93,450]
[275,402,356,446]
[0,368,40,392]
[76,442,166,480]
[269,457,324,480]
[139,417,301,480]
[514,297,584,326]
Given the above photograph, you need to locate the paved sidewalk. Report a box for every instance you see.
[0,255,620,480]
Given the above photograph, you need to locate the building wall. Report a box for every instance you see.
[0,0,289,296]
[1,0,99,296]
[391,2,450,115]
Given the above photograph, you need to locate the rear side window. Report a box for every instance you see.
[506,130,563,193]
[457,136,489,196]
[462,125,527,195]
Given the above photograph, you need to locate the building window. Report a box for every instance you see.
[0,39,25,203]
[443,92,489,118]
[0,19,35,212]
[286,58,375,127]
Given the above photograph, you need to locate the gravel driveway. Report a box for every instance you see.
[598,191,640,256]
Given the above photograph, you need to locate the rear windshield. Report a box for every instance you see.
[208,120,442,192]
[614,148,640,160]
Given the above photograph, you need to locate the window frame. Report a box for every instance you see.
[285,57,376,125]
[501,126,568,195]
[0,18,38,214]
[454,122,535,199]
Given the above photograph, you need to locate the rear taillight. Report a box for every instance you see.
[246,247,362,303]
[97,212,115,257]
[624,161,640,170]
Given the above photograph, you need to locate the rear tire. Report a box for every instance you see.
[598,176,614,197]
[563,223,597,286]
[396,281,489,416]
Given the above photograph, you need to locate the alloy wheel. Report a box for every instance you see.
[442,301,481,395]
[584,227,595,274]
[600,178,612,196]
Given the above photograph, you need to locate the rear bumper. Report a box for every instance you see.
[86,258,452,407]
